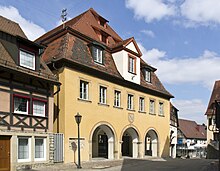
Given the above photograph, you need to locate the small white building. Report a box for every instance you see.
[176,119,207,158]
[170,103,179,158]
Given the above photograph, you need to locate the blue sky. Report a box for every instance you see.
[1,0,220,124]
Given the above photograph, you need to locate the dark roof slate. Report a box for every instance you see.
[0,16,27,39]
[0,16,58,83]
[205,80,220,116]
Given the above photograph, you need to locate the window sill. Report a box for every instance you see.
[149,113,156,116]
[113,106,123,110]
[34,158,46,162]
[159,114,165,117]
[94,61,105,67]
[128,71,137,75]
[127,109,135,112]
[77,98,92,103]
[138,111,146,114]
[18,159,31,163]
[145,80,152,84]
[98,103,109,107]
[13,113,48,119]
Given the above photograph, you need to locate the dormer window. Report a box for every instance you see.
[100,20,105,27]
[145,69,151,82]
[93,47,103,64]
[101,34,107,44]
[128,55,136,74]
[19,49,35,70]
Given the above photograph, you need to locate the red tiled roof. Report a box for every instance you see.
[0,16,27,39]
[36,8,122,46]
[205,80,220,116]
[37,8,172,97]
[178,119,206,139]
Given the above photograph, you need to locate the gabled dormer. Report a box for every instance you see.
[0,30,42,72]
[17,37,42,71]
[112,37,142,84]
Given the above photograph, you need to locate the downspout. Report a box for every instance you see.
[52,59,60,133]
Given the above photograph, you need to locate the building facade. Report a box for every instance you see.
[170,103,179,158]
[176,119,207,158]
[205,80,219,158]
[0,16,59,171]
[36,8,173,163]
[205,80,219,143]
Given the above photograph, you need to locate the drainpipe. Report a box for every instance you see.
[52,59,61,133]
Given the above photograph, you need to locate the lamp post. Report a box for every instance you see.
[75,112,82,169]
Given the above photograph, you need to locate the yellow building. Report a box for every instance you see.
[36,8,173,163]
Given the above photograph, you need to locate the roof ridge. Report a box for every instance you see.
[0,15,20,26]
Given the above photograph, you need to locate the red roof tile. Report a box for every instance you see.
[179,119,206,139]
[37,8,172,97]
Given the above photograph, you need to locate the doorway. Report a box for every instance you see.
[145,130,158,157]
[121,127,139,158]
[122,134,132,157]
[0,136,10,171]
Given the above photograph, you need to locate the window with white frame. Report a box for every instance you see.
[114,90,121,107]
[139,97,145,112]
[99,86,107,104]
[19,50,35,70]
[14,96,29,114]
[18,137,31,162]
[149,99,155,114]
[80,80,89,100]
[145,70,151,82]
[128,56,136,73]
[127,94,134,110]
[93,47,103,64]
[159,102,164,116]
[33,100,46,117]
[35,138,46,161]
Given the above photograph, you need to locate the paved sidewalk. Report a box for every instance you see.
[31,157,166,171]
[33,159,123,171]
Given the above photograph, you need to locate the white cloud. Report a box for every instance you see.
[125,0,176,23]
[141,29,155,38]
[181,0,220,26]
[0,6,45,40]
[126,0,220,27]
[172,99,207,124]
[139,43,220,89]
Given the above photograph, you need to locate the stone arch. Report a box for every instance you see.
[120,125,140,158]
[89,122,116,159]
[144,128,159,157]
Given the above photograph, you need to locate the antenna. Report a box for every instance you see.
[61,8,67,28]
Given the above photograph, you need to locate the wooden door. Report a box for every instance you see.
[0,136,10,171]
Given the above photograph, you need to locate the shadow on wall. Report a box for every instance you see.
[161,136,170,158]
[71,141,77,164]
[206,144,219,159]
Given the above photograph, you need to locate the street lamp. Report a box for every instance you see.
[75,112,82,169]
